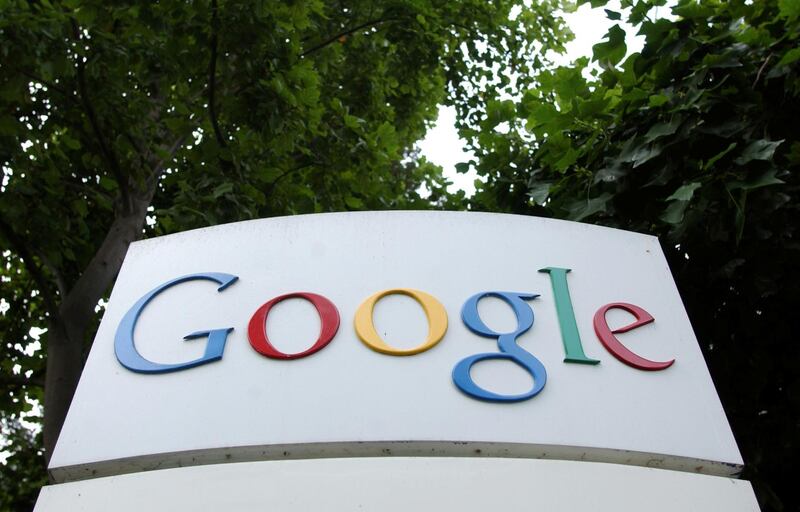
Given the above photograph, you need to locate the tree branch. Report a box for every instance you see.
[58,189,154,340]
[752,53,773,88]
[32,249,68,299]
[264,161,317,199]
[147,133,189,188]
[301,18,397,58]
[69,18,132,214]
[0,372,45,389]
[208,0,226,148]
[124,131,151,172]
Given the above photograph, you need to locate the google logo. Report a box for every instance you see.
[115,267,675,403]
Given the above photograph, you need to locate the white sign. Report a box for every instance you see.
[49,212,742,481]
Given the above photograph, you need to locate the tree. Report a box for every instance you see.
[463,1,799,510]
[0,0,568,509]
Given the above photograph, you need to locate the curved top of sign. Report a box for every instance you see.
[49,211,742,482]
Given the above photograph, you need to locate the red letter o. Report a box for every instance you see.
[247,292,340,360]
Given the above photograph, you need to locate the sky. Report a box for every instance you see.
[417,1,667,196]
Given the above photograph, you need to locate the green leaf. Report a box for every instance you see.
[777,48,800,67]
[593,161,628,183]
[375,122,398,155]
[644,119,681,143]
[63,246,76,262]
[672,2,715,19]
[455,162,470,174]
[212,182,234,199]
[525,102,569,134]
[666,182,701,201]
[734,139,784,165]
[73,6,98,26]
[604,9,621,20]
[621,139,663,168]
[344,114,363,130]
[576,96,610,117]
[485,99,516,128]
[789,142,800,165]
[778,0,800,20]
[592,25,627,66]
[660,199,688,224]
[62,134,81,150]
[99,176,117,191]
[527,181,552,205]
[697,121,743,138]
[727,169,785,191]
[648,94,669,107]
[344,196,364,209]
[629,1,653,24]
[702,52,742,69]
[72,199,89,217]
[554,147,580,172]
[567,192,612,221]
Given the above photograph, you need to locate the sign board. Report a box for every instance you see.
[49,212,742,481]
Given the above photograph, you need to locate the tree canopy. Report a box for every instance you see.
[462,1,798,509]
[0,0,567,510]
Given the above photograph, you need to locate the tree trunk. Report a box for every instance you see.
[42,316,85,464]
[43,190,155,463]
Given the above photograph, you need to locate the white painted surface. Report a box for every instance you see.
[35,457,760,512]
[49,212,742,480]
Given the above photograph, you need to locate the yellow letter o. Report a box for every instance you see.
[354,288,448,356]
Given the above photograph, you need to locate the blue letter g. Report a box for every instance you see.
[114,272,238,374]
[452,291,547,402]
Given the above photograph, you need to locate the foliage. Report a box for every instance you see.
[0,0,568,509]
[464,1,799,509]
[0,418,45,512]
